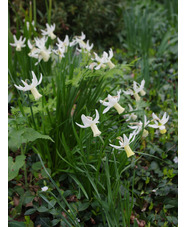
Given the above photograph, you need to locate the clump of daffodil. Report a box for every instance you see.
[41,23,56,40]
[148,112,169,134]
[110,133,136,158]
[100,90,125,114]
[123,79,146,101]
[128,115,150,138]
[76,109,101,137]
[10,35,26,51]
[14,71,42,100]
[124,104,138,121]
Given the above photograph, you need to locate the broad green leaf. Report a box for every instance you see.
[9,127,54,151]
[9,221,26,227]
[8,155,26,181]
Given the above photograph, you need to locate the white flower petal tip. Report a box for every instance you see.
[41,186,48,192]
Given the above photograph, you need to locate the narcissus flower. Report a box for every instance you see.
[148,112,169,134]
[53,46,66,59]
[41,23,56,40]
[77,40,94,53]
[76,109,101,137]
[56,35,70,53]
[123,79,146,101]
[28,37,52,65]
[10,35,26,51]
[70,32,86,47]
[91,48,115,70]
[124,104,138,121]
[100,90,125,114]
[14,71,42,100]
[128,115,150,138]
[110,133,136,158]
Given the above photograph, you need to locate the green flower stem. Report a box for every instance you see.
[21,144,28,188]
[27,93,37,130]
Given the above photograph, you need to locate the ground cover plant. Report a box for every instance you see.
[8,0,177,226]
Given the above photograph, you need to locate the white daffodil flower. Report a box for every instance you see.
[70,32,86,47]
[14,71,42,100]
[41,186,48,192]
[91,52,107,70]
[148,112,169,134]
[10,35,26,51]
[56,35,70,53]
[110,133,136,158]
[76,109,101,137]
[53,46,66,59]
[77,40,94,53]
[123,79,146,101]
[28,37,52,65]
[124,104,138,121]
[41,23,56,40]
[100,90,125,114]
[91,49,115,70]
[128,115,150,138]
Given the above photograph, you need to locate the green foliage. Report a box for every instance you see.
[8,127,54,151]
[8,155,26,181]
[8,0,177,226]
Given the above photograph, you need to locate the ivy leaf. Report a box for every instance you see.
[8,155,26,181]
[9,127,54,151]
